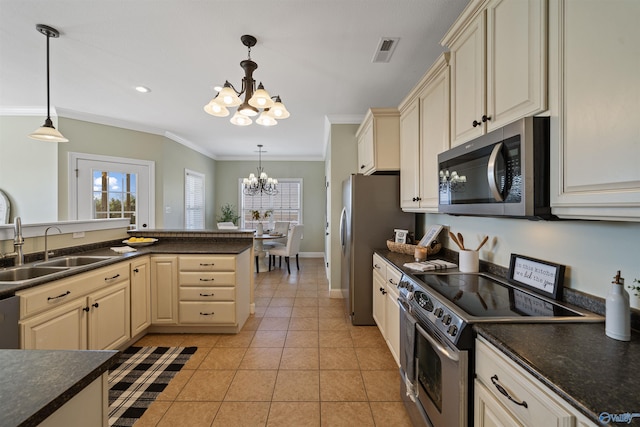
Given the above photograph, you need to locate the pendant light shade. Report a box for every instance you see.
[30,24,68,143]
[204,35,290,127]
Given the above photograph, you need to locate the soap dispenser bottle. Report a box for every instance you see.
[605,270,630,341]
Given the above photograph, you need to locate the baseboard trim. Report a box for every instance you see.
[329,289,344,299]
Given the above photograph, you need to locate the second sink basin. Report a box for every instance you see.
[0,266,70,282]
[36,256,115,268]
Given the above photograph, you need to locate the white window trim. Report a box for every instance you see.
[68,152,155,228]
[184,168,205,229]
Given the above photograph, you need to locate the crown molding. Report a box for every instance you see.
[164,131,217,160]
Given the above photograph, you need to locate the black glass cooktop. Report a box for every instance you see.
[412,273,581,318]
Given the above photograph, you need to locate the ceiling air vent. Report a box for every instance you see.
[372,37,400,63]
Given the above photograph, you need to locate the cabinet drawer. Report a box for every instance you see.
[475,338,572,426]
[17,263,130,319]
[386,266,402,289]
[179,255,236,271]
[179,271,236,286]
[179,301,236,324]
[373,254,387,276]
[179,287,235,301]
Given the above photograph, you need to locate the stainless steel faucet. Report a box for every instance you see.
[44,226,62,261]
[1,217,25,266]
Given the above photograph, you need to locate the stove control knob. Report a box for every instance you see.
[442,314,452,325]
[447,325,458,337]
[433,307,443,318]
[407,291,414,301]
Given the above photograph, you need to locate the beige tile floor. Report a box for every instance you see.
[132,258,413,427]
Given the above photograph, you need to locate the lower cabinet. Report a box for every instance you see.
[130,256,151,337]
[150,255,178,324]
[372,253,402,366]
[40,373,108,427]
[19,265,131,351]
[475,337,597,427]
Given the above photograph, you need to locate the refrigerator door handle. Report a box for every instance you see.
[339,207,347,251]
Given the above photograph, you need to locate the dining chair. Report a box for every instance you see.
[264,221,289,250]
[268,224,304,274]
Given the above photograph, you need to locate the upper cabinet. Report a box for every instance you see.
[548,0,640,221]
[442,0,548,147]
[356,108,400,175]
[399,54,450,212]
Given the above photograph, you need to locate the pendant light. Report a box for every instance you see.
[29,24,68,143]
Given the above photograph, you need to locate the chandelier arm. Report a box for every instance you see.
[225,81,244,97]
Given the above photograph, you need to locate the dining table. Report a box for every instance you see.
[253,232,284,272]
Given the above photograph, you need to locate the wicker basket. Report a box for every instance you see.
[386,239,441,256]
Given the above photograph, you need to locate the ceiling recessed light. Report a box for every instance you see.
[135,86,151,93]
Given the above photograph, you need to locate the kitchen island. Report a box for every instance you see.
[0,349,118,427]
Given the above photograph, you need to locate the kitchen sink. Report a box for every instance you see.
[35,256,115,268]
[0,266,70,282]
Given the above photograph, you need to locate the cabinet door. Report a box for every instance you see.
[130,258,151,337]
[88,281,130,350]
[21,298,87,350]
[450,12,486,146]
[372,269,386,337]
[151,256,178,324]
[551,0,640,221]
[385,287,400,367]
[400,99,421,209]
[357,122,375,174]
[474,380,523,427]
[419,63,450,210]
[486,0,547,131]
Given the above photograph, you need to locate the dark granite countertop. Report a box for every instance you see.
[0,238,253,298]
[475,323,640,425]
[0,349,119,427]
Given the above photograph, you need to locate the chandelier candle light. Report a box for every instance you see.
[204,35,290,127]
[243,145,278,196]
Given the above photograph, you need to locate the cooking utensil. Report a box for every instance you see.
[475,235,489,251]
[449,231,464,251]
[457,232,465,250]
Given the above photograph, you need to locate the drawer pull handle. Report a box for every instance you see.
[200,312,215,316]
[199,293,215,297]
[374,264,380,269]
[47,290,70,301]
[105,273,120,281]
[199,263,215,266]
[199,278,215,282]
[491,375,528,408]
[389,279,396,285]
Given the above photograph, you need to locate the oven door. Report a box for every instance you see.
[415,321,468,427]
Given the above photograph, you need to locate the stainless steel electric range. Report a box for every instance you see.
[397,271,602,427]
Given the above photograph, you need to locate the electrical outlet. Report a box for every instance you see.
[72,231,85,239]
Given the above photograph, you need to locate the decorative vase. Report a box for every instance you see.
[256,223,264,236]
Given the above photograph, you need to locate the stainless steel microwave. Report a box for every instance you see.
[438,117,552,219]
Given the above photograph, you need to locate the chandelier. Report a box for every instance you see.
[204,35,290,127]
[29,24,68,143]
[243,145,278,196]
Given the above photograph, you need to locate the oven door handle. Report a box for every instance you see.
[487,142,504,202]
[415,322,460,363]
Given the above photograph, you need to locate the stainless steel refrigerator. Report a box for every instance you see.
[340,174,414,325]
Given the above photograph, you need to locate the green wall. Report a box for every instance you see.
[57,118,216,228]
[215,160,326,253]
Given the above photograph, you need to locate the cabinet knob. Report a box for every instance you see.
[133,268,139,273]
[472,120,481,128]
[83,306,90,312]
[92,302,99,308]
[482,115,492,123]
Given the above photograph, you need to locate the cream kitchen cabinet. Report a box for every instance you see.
[372,253,402,366]
[548,0,640,221]
[18,262,131,350]
[399,53,450,211]
[150,255,178,324]
[130,256,151,337]
[356,108,400,175]
[475,337,597,427]
[442,0,547,147]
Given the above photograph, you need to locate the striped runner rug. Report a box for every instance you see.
[108,346,196,427]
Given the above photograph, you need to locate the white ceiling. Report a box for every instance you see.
[0,0,469,160]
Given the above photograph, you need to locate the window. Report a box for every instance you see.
[240,179,302,229]
[185,169,205,229]
[70,152,154,230]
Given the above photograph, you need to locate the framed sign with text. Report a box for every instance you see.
[508,254,565,300]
